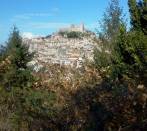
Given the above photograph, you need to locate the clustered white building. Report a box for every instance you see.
[23,24,97,69]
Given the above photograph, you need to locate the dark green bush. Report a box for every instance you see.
[67,31,83,39]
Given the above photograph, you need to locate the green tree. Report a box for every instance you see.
[99,0,122,42]
[140,0,147,34]
[94,0,123,69]
[0,27,59,130]
[109,0,147,83]
[111,25,147,82]
[128,0,141,30]
[1,27,34,89]
[0,45,6,60]
[108,0,147,82]
[128,0,147,34]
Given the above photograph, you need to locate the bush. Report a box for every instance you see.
[111,25,147,84]
[67,31,83,39]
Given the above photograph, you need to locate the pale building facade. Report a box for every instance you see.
[59,23,85,33]
[23,25,98,70]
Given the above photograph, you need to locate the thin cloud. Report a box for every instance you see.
[28,22,70,29]
[13,15,30,20]
[11,7,60,22]
[26,13,54,17]
[11,13,54,22]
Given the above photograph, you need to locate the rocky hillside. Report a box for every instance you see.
[23,31,99,71]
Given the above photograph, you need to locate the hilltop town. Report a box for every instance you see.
[23,24,98,70]
[1,0,147,130]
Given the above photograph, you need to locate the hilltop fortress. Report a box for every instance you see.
[23,24,98,70]
[59,23,85,33]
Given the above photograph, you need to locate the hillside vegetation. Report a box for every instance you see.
[0,0,147,130]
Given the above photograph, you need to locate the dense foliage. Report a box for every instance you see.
[0,27,59,130]
[0,27,34,89]
[128,0,147,34]
[0,0,146,130]
[110,0,147,84]
[59,31,84,39]
[94,0,123,69]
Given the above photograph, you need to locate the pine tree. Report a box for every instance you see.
[109,0,147,83]
[94,0,123,69]
[140,0,147,35]
[128,0,141,30]
[112,25,147,81]
[1,27,34,89]
[100,0,122,42]
[128,0,147,34]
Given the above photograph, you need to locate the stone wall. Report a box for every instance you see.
[59,23,85,33]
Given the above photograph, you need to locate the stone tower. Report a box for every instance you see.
[80,23,85,32]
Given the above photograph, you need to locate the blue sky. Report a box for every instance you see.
[0,0,129,43]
